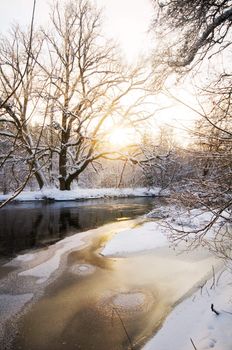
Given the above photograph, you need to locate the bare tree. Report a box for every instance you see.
[152,0,232,68]
[0,26,48,190]
[0,0,37,108]
[38,0,154,190]
[139,128,175,188]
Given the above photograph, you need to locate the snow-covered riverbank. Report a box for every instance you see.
[102,205,230,257]
[143,268,232,350]
[0,187,169,202]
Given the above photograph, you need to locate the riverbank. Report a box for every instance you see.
[142,268,232,350]
[0,187,169,203]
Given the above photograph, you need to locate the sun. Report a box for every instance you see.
[108,128,136,147]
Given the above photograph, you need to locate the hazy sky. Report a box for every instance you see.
[0,0,153,61]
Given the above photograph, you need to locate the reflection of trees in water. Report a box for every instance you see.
[0,207,55,256]
[0,206,78,256]
[30,213,43,248]
[59,210,79,238]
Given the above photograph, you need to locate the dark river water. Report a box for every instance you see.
[0,197,157,259]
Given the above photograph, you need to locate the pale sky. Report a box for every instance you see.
[0,0,153,61]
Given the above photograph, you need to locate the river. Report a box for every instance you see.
[0,197,218,350]
[0,197,156,260]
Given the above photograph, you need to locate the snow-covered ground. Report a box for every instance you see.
[101,206,232,350]
[0,186,168,202]
[101,221,168,256]
[143,269,232,350]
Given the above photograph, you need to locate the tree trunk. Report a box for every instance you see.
[25,158,46,190]
[58,112,69,190]
[58,172,79,190]
[24,145,46,190]
[34,172,44,189]
[59,177,71,191]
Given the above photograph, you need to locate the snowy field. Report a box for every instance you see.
[0,187,169,202]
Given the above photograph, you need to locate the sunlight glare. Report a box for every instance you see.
[108,128,136,147]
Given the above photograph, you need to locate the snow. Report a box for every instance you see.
[70,264,96,276]
[13,253,35,262]
[0,293,33,321]
[147,205,216,227]
[112,292,146,309]
[101,206,228,257]
[0,187,169,202]
[142,269,232,350]
[18,231,91,283]
[0,293,33,342]
[147,205,231,242]
[101,221,168,256]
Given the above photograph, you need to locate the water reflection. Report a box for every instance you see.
[0,197,157,258]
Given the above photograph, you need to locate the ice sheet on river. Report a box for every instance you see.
[0,293,33,341]
[18,231,90,283]
[8,220,136,284]
[101,221,168,256]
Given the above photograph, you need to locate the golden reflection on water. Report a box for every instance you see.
[116,217,130,221]
[13,220,218,350]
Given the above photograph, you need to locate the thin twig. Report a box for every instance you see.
[199,280,207,295]
[0,0,37,108]
[222,309,232,315]
[211,303,220,316]
[112,307,134,350]
[190,337,198,349]
[210,265,216,290]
